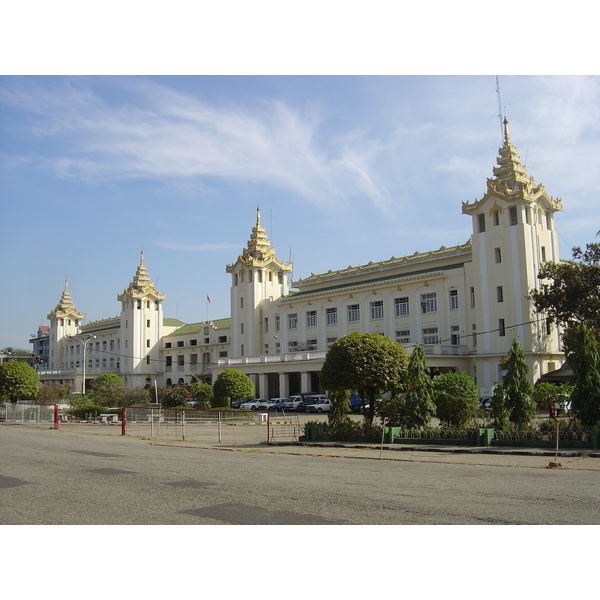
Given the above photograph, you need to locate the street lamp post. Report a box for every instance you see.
[67,334,96,396]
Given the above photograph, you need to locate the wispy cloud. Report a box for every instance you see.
[1,78,389,212]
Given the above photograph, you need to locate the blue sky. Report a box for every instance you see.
[1,74,599,350]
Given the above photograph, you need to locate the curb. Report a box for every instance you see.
[268,441,600,458]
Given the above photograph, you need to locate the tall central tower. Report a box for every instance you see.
[462,118,563,388]
[226,208,293,358]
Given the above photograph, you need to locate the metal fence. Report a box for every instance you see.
[397,428,479,442]
[122,407,301,445]
[0,403,58,428]
[493,429,593,443]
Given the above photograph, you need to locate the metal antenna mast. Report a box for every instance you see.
[496,76,504,143]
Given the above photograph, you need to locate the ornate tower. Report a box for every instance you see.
[117,252,167,386]
[462,118,563,390]
[226,207,293,357]
[47,281,85,370]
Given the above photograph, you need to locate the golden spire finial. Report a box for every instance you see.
[503,117,511,145]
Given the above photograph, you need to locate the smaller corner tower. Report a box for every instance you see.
[47,280,85,370]
[226,207,293,357]
[117,252,167,386]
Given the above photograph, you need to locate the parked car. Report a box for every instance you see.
[256,399,278,410]
[283,395,303,411]
[268,398,287,411]
[554,396,572,415]
[231,397,252,409]
[306,398,332,413]
[297,394,328,412]
[479,397,492,410]
[240,399,266,410]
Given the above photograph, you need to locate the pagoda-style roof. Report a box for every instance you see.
[47,281,85,321]
[117,252,167,302]
[463,118,563,215]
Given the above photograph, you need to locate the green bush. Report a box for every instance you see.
[432,372,479,428]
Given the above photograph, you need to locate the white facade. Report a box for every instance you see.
[37,121,565,397]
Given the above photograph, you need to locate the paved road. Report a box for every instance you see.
[1,424,599,524]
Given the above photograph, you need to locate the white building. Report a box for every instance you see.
[37,120,564,397]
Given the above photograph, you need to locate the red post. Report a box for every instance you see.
[121,407,127,436]
[54,404,59,429]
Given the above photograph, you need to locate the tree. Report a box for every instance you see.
[89,373,126,407]
[190,381,214,409]
[569,322,600,426]
[213,369,254,408]
[320,331,408,424]
[432,371,479,428]
[530,242,600,355]
[503,338,535,428]
[402,344,435,427]
[159,385,193,408]
[36,383,70,405]
[0,361,39,401]
[490,382,509,430]
[532,382,573,418]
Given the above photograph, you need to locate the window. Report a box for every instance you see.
[492,210,500,226]
[478,213,486,233]
[451,325,460,345]
[370,300,384,320]
[146,319,150,328]
[347,304,360,322]
[177,341,184,347]
[306,339,317,350]
[422,327,439,344]
[219,350,228,358]
[190,339,197,346]
[510,206,518,226]
[166,356,172,367]
[165,342,172,349]
[218,335,227,343]
[470,287,475,308]
[326,337,337,349]
[326,307,338,325]
[495,247,502,263]
[541,246,546,262]
[288,313,298,330]
[525,207,531,225]
[146,339,150,348]
[258,270,263,283]
[546,212,552,230]
[499,319,506,337]
[240,323,244,334]
[421,293,437,313]
[394,296,409,317]
[449,289,459,310]
[240,297,244,309]
[275,315,280,331]
[204,338,209,344]
[306,310,317,327]
[264,318,269,333]
[396,329,411,344]
[234,273,238,286]
[497,286,504,302]
[146,356,150,365]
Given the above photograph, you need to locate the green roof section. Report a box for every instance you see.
[163,318,186,328]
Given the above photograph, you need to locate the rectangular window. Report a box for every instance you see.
[190,339,197,346]
[449,289,459,310]
[306,310,317,327]
[275,315,280,331]
[347,304,360,322]
[177,341,184,347]
[218,335,227,343]
[326,337,337,349]
[288,313,298,330]
[165,356,172,367]
[146,319,151,328]
[478,213,486,233]
[495,247,502,263]
[451,325,460,345]
[499,319,506,337]
[306,339,317,350]
[421,293,437,313]
[396,329,411,344]
[370,300,384,320]
[422,327,439,344]
[240,323,244,334]
[525,207,531,224]
[510,206,518,226]
[264,318,269,333]
[395,297,409,316]
[146,339,150,348]
[470,287,475,308]
[165,342,172,349]
[492,210,500,226]
[240,297,244,309]
[326,307,338,325]
[497,286,504,303]
[541,246,546,262]
[546,212,552,230]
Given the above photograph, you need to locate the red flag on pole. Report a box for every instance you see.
[207,295,211,303]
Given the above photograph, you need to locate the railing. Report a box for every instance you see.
[219,350,327,367]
